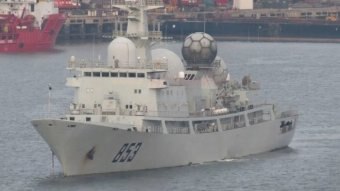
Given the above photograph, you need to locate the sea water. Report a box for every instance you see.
[0,41,339,191]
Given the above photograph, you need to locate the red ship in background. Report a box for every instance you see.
[0,0,66,52]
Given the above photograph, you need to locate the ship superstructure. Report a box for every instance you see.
[32,0,298,176]
[0,0,66,52]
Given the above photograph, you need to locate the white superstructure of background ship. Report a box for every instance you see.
[32,0,298,176]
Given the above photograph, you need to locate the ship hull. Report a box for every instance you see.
[32,115,297,176]
[0,14,66,52]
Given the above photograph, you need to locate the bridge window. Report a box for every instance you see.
[119,72,127,77]
[128,73,136,77]
[102,72,109,77]
[137,73,145,78]
[84,72,91,77]
[148,72,161,79]
[93,72,100,77]
[111,72,118,77]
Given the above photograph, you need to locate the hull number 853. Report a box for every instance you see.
[112,142,142,163]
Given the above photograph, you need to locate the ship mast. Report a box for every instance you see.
[112,0,163,66]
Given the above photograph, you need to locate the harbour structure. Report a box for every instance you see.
[32,0,298,176]
[55,0,80,10]
[58,14,116,40]
[159,5,340,40]
[0,0,66,52]
[58,6,340,42]
[58,10,162,40]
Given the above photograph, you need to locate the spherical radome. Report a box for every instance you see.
[107,37,137,68]
[200,38,211,48]
[191,41,202,53]
[183,37,192,47]
[152,48,185,79]
[191,32,204,41]
[203,33,214,41]
[201,48,212,60]
[181,32,217,65]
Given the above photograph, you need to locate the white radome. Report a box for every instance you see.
[152,48,185,79]
[107,37,137,68]
[213,56,230,85]
[182,32,217,65]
